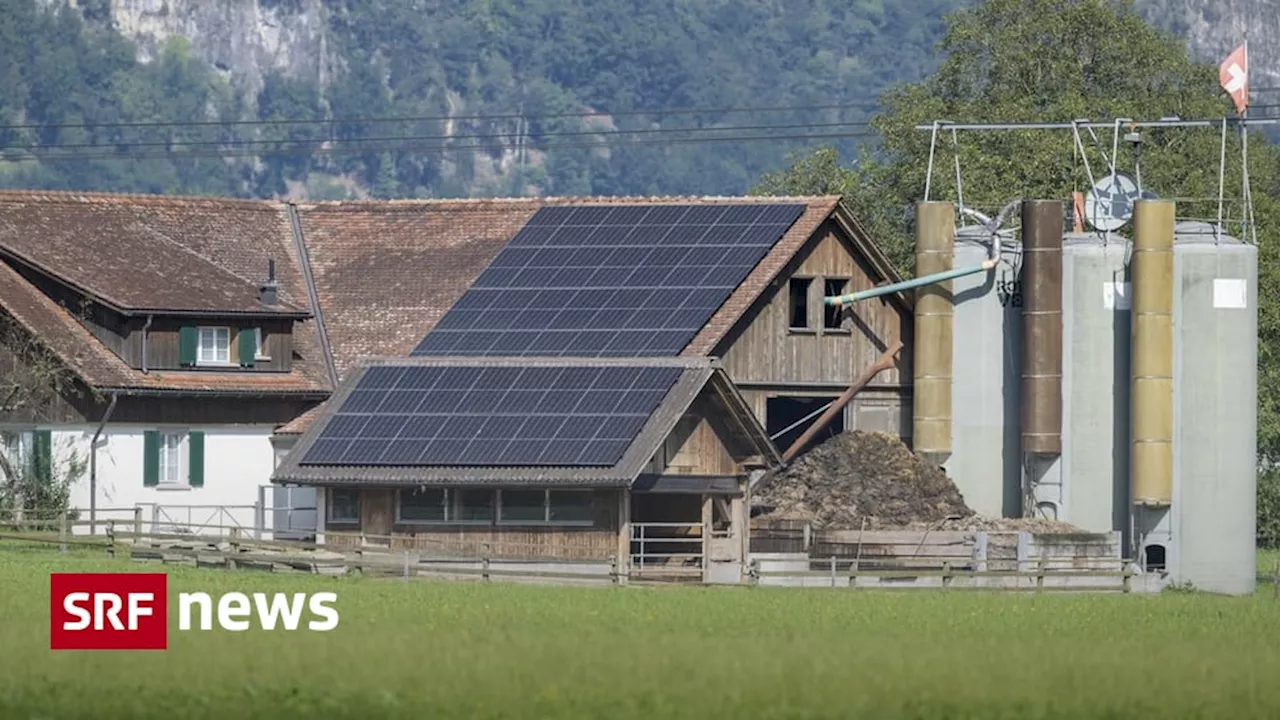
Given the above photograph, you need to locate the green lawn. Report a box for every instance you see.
[4,545,1280,720]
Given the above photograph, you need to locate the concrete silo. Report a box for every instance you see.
[946,225,1022,517]
[1162,221,1256,595]
[1059,230,1132,535]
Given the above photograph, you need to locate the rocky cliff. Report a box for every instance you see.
[58,0,335,101]
[1138,0,1280,85]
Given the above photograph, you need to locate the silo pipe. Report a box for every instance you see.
[824,199,1016,308]
[1131,200,1175,506]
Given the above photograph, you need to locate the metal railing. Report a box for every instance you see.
[630,522,704,572]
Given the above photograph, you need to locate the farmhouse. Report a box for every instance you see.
[270,196,914,579]
[0,191,914,574]
[0,192,330,533]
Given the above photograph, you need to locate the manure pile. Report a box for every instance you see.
[754,430,1078,532]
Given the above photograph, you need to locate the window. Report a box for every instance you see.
[197,327,231,365]
[456,489,495,522]
[788,278,812,330]
[498,489,594,525]
[499,490,546,523]
[328,488,360,523]
[396,488,496,523]
[398,488,447,522]
[159,432,183,485]
[142,430,204,488]
[823,278,850,330]
[1,430,33,473]
[252,328,271,360]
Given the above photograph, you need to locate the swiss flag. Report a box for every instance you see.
[1219,43,1249,114]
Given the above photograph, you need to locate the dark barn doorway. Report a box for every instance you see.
[766,396,843,458]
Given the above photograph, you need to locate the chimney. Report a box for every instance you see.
[259,258,278,307]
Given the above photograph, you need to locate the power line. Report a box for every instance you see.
[0,101,881,133]
[1,120,874,153]
[0,129,879,163]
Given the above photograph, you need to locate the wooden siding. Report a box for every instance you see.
[99,396,316,426]
[0,339,92,423]
[327,488,620,561]
[642,396,750,476]
[122,317,294,372]
[718,221,913,388]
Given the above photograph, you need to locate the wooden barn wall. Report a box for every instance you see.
[718,222,913,389]
[123,318,294,372]
[326,488,621,561]
[641,396,743,476]
[737,387,912,444]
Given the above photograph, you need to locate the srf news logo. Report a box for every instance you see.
[50,573,339,650]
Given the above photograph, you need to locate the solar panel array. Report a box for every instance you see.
[410,203,807,357]
[299,364,684,467]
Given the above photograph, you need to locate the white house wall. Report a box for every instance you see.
[45,424,277,537]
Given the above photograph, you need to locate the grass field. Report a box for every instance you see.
[4,546,1280,720]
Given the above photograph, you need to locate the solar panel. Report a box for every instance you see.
[410,203,806,357]
[298,364,684,468]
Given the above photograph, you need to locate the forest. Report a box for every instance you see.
[0,0,967,199]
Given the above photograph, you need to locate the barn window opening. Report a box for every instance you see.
[456,488,495,522]
[328,488,360,523]
[398,487,447,522]
[766,396,843,458]
[823,278,850,330]
[788,278,812,330]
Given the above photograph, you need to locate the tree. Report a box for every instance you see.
[754,0,1280,469]
[0,316,89,530]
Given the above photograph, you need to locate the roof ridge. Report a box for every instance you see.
[0,189,283,209]
[299,194,843,209]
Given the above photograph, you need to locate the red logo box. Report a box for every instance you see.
[50,573,168,651]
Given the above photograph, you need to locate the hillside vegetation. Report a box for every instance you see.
[0,0,967,198]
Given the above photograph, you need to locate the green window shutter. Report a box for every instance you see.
[32,430,52,484]
[187,432,205,487]
[143,431,160,486]
[237,329,256,368]
[178,326,198,367]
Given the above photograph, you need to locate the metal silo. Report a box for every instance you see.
[1168,221,1258,595]
[1059,230,1132,535]
[946,225,1021,517]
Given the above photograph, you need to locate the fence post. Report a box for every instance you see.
[1036,557,1046,592]
[133,506,142,537]
[1123,561,1133,594]
[829,555,836,588]
[942,561,952,589]
[106,520,115,559]
[849,558,859,589]
[403,549,410,581]
[254,493,265,542]
[59,510,69,553]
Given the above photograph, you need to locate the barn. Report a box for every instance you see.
[271,196,913,581]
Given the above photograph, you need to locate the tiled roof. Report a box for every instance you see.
[0,191,330,396]
[292,199,537,380]
[0,191,308,315]
[0,261,329,394]
[276,194,892,434]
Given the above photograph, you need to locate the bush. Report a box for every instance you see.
[1259,469,1280,549]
